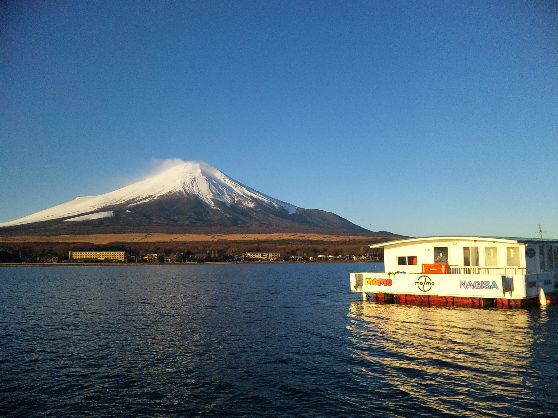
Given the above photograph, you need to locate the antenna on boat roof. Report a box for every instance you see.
[538,224,545,239]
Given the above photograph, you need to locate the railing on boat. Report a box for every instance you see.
[448,266,526,276]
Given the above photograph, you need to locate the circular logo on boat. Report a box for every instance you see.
[415,275,434,292]
[526,247,536,258]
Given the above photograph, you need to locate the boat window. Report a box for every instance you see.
[485,247,498,266]
[539,245,545,271]
[463,247,479,266]
[554,246,558,272]
[434,247,448,263]
[546,245,553,271]
[507,247,520,267]
[397,256,417,265]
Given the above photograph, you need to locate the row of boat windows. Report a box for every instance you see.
[397,256,417,265]
[397,246,521,267]
[540,245,558,271]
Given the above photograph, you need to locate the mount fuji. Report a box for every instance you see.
[0,161,376,235]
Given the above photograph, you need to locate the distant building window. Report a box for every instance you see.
[507,247,520,267]
[434,247,448,263]
[485,247,498,266]
[397,256,417,265]
[463,247,479,266]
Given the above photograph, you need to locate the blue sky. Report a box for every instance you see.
[1,0,557,237]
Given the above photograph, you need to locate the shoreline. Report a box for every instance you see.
[0,233,386,265]
[0,260,378,267]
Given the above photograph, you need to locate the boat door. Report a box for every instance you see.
[434,247,448,263]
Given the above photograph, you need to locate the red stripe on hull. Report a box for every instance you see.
[365,293,551,308]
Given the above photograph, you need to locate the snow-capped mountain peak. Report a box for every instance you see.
[0,161,297,227]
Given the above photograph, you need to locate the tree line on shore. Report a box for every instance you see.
[0,241,383,263]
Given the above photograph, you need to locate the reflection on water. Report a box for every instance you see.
[348,301,558,416]
[0,265,556,416]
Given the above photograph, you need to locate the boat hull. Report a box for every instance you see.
[364,292,548,308]
[351,271,557,308]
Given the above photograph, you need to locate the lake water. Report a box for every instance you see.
[0,264,557,416]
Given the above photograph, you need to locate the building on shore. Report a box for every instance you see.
[244,252,281,261]
[142,253,159,263]
[68,251,125,262]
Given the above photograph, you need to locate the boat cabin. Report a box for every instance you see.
[374,236,558,276]
[351,236,558,308]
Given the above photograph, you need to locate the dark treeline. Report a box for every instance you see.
[0,239,383,263]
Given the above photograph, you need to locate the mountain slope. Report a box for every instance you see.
[0,161,380,235]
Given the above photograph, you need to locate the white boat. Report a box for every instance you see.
[350,237,558,308]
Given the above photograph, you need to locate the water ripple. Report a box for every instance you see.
[0,264,557,416]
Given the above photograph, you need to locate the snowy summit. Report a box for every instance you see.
[0,160,371,235]
[0,161,297,227]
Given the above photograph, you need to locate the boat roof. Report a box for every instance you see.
[369,236,558,249]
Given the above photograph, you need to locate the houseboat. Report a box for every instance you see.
[350,237,558,308]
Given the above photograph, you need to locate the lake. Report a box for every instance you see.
[0,264,556,416]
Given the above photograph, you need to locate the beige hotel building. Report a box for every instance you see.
[68,251,126,262]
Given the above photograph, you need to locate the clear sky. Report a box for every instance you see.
[1,0,557,238]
